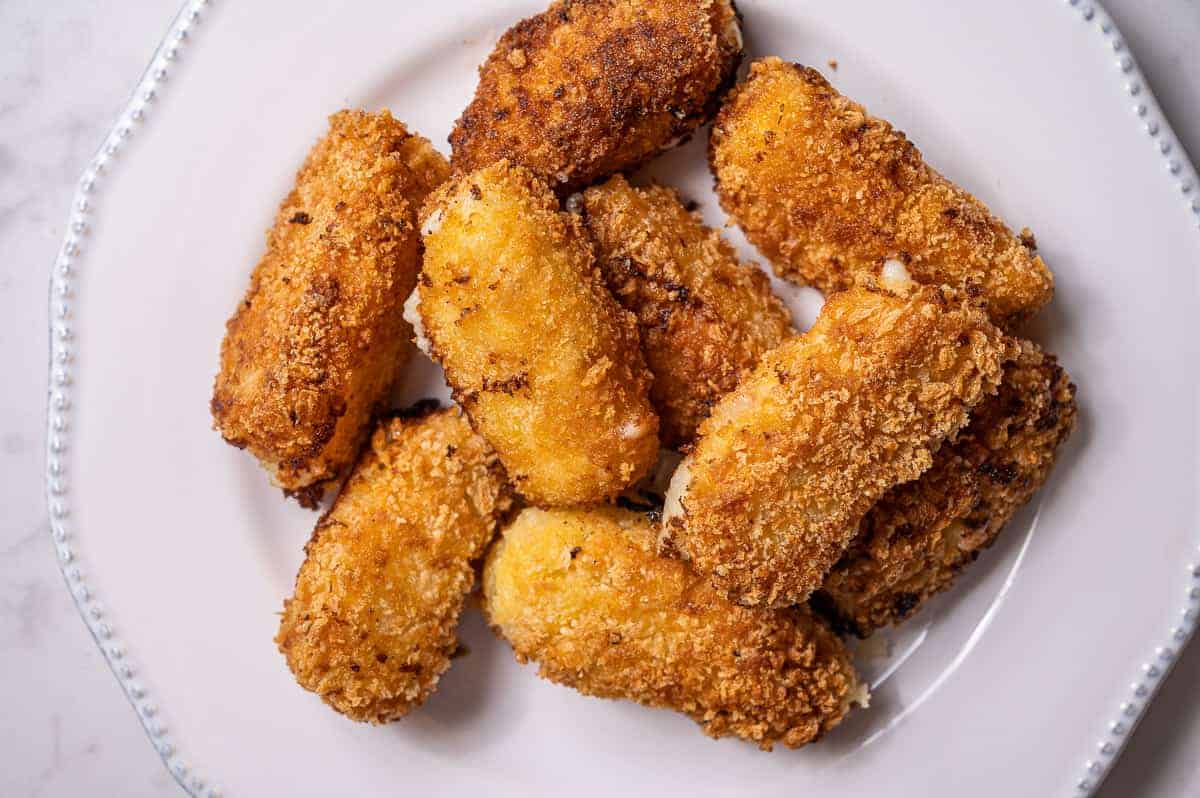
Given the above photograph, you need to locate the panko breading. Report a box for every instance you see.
[412,162,659,506]
[663,285,1013,607]
[212,111,450,506]
[482,506,863,750]
[276,406,513,722]
[816,341,1076,636]
[579,175,793,446]
[710,58,1053,327]
[450,0,742,191]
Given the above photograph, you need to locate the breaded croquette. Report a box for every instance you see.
[276,405,513,722]
[482,506,863,749]
[410,162,659,505]
[816,341,1076,636]
[579,175,793,446]
[663,285,1013,607]
[710,58,1053,327]
[212,111,450,506]
[450,0,742,191]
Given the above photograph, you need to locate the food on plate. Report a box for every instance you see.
[410,161,659,505]
[710,57,1053,327]
[215,1,1086,750]
[578,175,793,446]
[482,506,864,749]
[816,340,1077,636]
[276,405,513,722]
[450,0,743,191]
[211,110,450,507]
[662,284,1013,608]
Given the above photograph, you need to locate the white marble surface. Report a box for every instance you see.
[1,1,1196,795]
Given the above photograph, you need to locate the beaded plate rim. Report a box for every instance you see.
[1056,3,1200,793]
[44,2,217,794]
[41,1,1200,796]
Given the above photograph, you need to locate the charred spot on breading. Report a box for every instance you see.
[978,461,1019,485]
[481,372,530,395]
[285,482,327,511]
[892,593,920,620]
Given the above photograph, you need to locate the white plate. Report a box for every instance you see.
[45,1,1200,795]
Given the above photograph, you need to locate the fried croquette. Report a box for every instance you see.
[450,0,742,191]
[710,58,1053,327]
[579,175,793,446]
[482,506,863,749]
[411,161,659,505]
[212,111,450,506]
[276,405,513,722]
[662,285,1013,607]
[816,341,1076,636]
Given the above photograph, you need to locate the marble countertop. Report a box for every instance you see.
[2,1,1196,795]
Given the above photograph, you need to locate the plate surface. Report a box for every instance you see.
[46,1,1200,795]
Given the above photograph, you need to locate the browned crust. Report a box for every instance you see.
[211,110,450,504]
[669,285,1015,607]
[483,507,860,749]
[450,0,742,191]
[816,341,1077,636]
[580,175,792,446]
[276,408,514,722]
[709,58,1053,327]
[417,161,660,506]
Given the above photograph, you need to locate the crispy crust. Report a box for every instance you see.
[580,175,792,446]
[276,408,513,722]
[816,341,1077,636]
[211,111,450,505]
[450,0,742,191]
[665,285,1014,607]
[417,161,659,506]
[482,506,860,749]
[709,58,1053,327]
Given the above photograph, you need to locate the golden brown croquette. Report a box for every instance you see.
[277,406,513,722]
[816,341,1076,636]
[212,111,449,506]
[412,161,659,506]
[483,506,863,749]
[579,175,793,446]
[451,0,742,191]
[663,285,1013,607]
[710,58,1053,327]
